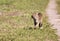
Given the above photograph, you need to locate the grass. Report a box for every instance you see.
[0,0,48,12]
[56,0,60,14]
[0,0,58,41]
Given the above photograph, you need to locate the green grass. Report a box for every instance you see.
[56,0,60,14]
[0,0,48,12]
[0,27,58,41]
[0,0,58,41]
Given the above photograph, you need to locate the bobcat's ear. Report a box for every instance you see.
[38,13,42,16]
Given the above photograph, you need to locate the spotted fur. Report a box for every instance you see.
[31,12,42,28]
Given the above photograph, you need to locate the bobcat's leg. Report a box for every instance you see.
[35,19,39,27]
[39,23,42,27]
[34,21,37,28]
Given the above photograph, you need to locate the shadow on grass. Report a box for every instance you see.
[23,26,43,30]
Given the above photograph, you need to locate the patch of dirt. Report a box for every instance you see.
[46,0,60,41]
[0,10,24,16]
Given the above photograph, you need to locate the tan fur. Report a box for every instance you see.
[31,12,42,28]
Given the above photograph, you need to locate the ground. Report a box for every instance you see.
[0,0,59,41]
[56,0,60,14]
[46,0,60,41]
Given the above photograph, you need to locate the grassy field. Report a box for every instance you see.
[0,0,58,41]
[56,0,60,14]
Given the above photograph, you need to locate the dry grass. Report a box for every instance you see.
[0,0,58,41]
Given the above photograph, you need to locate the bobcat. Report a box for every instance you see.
[31,12,42,28]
